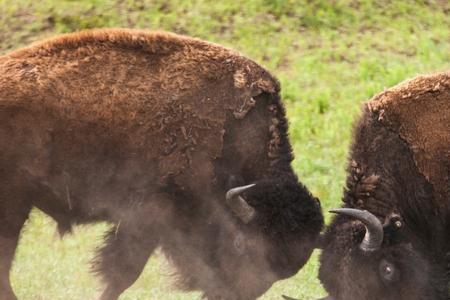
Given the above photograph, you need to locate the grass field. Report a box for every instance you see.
[1,0,449,299]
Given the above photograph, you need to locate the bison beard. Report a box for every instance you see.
[318,71,450,300]
[0,29,323,300]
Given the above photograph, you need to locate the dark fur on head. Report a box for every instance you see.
[248,179,322,237]
[247,178,324,278]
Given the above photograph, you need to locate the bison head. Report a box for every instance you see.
[212,178,323,299]
[318,208,448,300]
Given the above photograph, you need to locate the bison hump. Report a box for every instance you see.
[367,71,450,204]
[1,29,281,194]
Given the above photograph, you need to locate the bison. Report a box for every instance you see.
[318,71,450,300]
[0,29,323,300]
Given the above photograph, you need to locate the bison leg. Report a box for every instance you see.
[0,183,32,300]
[27,179,73,236]
[93,219,159,300]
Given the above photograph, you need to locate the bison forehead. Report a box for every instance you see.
[367,71,450,205]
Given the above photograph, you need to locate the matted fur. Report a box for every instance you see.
[368,71,450,205]
[0,28,280,191]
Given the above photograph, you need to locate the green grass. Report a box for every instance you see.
[1,0,449,299]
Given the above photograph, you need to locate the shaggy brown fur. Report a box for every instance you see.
[368,71,450,205]
[0,29,323,300]
[1,28,279,191]
[319,71,450,300]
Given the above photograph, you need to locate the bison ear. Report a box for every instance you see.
[225,184,256,224]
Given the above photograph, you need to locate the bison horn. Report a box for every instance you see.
[330,208,383,252]
[226,184,256,224]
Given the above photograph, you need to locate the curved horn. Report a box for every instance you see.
[330,208,383,252]
[226,184,256,224]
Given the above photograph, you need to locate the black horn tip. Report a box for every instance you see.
[282,295,299,300]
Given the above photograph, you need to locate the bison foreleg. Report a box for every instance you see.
[0,235,21,300]
[92,216,160,300]
[0,175,32,300]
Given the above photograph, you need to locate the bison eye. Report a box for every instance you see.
[379,259,399,283]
